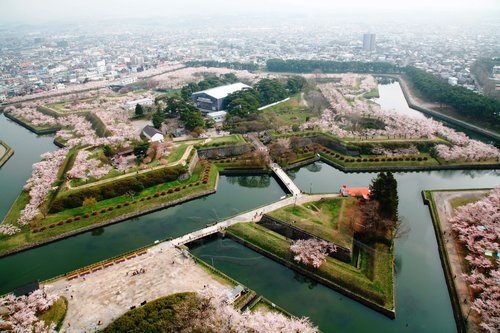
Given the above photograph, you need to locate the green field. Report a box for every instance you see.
[261,94,318,127]
[267,198,354,248]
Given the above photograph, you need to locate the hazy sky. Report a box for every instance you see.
[0,0,499,24]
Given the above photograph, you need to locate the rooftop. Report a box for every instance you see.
[193,82,250,99]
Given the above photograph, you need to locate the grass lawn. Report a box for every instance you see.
[267,198,354,248]
[37,297,68,331]
[448,191,489,210]
[227,222,393,310]
[0,163,218,255]
[261,94,318,127]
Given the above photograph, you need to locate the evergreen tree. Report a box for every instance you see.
[152,110,165,129]
[369,172,398,220]
[135,103,144,117]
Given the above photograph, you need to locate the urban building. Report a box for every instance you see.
[363,33,376,52]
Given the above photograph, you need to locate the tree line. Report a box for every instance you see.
[266,59,400,74]
[184,60,259,71]
[404,66,500,126]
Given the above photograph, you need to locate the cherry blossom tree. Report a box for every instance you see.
[0,287,58,333]
[290,239,337,268]
[449,187,499,332]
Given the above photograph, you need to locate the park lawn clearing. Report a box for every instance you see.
[0,163,218,255]
[227,222,394,310]
[267,198,354,248]
[261,94,318,127]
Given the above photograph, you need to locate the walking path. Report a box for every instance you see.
[67,145,193,190]
[432,190,488,333]
[49,244,228,332]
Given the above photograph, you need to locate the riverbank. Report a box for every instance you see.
[378,74,500,143]
[422,189,489,333]
[0,139,14,168]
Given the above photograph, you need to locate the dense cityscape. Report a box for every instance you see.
[1,14,499,100]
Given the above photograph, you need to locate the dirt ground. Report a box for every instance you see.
[47,242,228,332]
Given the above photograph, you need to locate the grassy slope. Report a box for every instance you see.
[227,222,393,309]
[261,94,318,127]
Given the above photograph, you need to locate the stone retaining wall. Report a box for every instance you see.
[197,143,252,159]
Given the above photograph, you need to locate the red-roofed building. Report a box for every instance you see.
[340,185,370,200]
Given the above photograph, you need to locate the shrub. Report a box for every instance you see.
[374,158,379,162]
[82,197,97,207]
[140,197,145,201]
[423,157,428,160]
[84,213,90,218]
[399,157,404,161]
[356,158,361,162]
[147,195,152,200]
[40,226,47,231]
[58,221,64,226]
[411,157,416,161]
[33,228,39,233]
[92,211,98,216]
[363,158,368,162]
[196,182,200,186]
[203,180,208,184]
[101,208,107,213]
[380,158,386,162]
[108,206,114,211]
[75,216,81,220]
[175,187,181,191]
[188,184,193,187]
[116,204,122,208]
[161,190,166,196]
[154,192,160,197]
[417,157,422,161]
[68,217,75,223]
[125,201,130,206]
[182,185,186,189]
[168,188,174,193]
[405,157,410,161]
[49,224,56,228]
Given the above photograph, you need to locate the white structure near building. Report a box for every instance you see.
[124,98,153,109]
[206,111,227,123]
[142,125,164,143]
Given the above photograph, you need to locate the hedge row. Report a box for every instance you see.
[318,147,428,163]
[50,165,186,213]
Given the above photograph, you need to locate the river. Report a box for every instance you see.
[0,81,498,332]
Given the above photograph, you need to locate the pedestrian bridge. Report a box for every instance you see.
[269,163,302,196]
